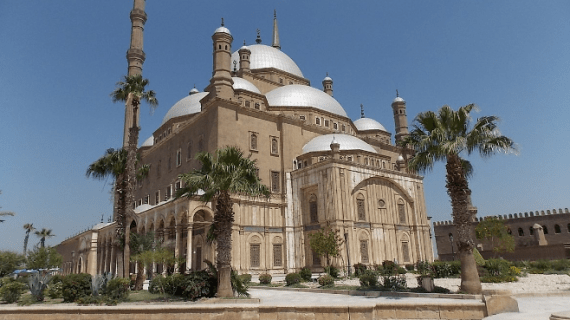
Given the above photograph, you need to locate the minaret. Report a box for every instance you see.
[205,19,234,100]
[123,0,147,147]
[238,41,251,73]
[392,90,409,143]
[272,10,281,50]
[322,73,333,96]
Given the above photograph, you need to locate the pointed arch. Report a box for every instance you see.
[351,176,415,204]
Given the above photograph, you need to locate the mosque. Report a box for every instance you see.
[57,1,434,276]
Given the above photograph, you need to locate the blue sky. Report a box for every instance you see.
[1,1,569,253]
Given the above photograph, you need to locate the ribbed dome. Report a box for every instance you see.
[161,92,208,125]
[232,77,261,94]
[141,135,154,147]
[393,96,405,103]
[302,134,377,154]
[354,118,387,132]
[266,85,348,117]
[214,26,231,35]
[231,44,303,78]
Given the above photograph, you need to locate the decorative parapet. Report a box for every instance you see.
[433,207,569,226]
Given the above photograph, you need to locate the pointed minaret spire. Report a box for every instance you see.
[360,104,365,118]
[256,29,262,44]
[123,0,147,148]
[272,10,281,50]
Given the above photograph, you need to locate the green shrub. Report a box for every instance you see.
[382,274,407,291]
[325,266,340,278]
[552,259,570,271]
[258,273,272,284]
[62,273,92,302]
[531,259,552,272]
[105,278,130,301]
[381,261,397,275]
[0,278,26,303]
[405,264,415,272]
[318,274,334,287]
[431,261,455,278]
[359,270,378,287]
[47,274,64,299]
[449,260,461,275]
[480,275,518,283]
[397,266,407,274]
[28,273,52,301]
[230,270,249,298]
[353,263,367,277]
[285,273,302,286]
[416,261,433,276]
[148,274,166,294]
[484,259,511,276]
[238,273,252,284]
[299,267,312,282]
[473,248,485,266]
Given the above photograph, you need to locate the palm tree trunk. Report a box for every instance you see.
[124,104,140,278]
[446,154,481,294]
[215,191,234,298]
[134,260,145,290]
[24,233,29,256]
[115,173,127,278]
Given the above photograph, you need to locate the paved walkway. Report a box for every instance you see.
[249,289,570,319]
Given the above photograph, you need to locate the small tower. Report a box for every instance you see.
[322,73,333,96]
[330,136,340,159]
[392,90,409,143]
[206,19,234,100]
[238,41,251,73]
[123,0,147,148]
[272,10,281,50]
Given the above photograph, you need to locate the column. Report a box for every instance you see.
[174,225,182,273]
[186,223,193,271]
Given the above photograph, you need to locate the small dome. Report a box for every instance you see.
[231,44,303,78]
[189,87,200,95]
[141,135,154,147]
[161,92,209,125]
[393,96,405,103]
[354,118,387,132]
[397,155,405,163]
[266,84,348,117]
[239,45,250,51]
[323,76,332,81]
[302,134,377,154]
[214,26,231,35]
[232,77,261,94]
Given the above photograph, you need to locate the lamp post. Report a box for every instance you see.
[448,233,455,261]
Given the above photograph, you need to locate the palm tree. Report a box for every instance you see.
[23,223,35,255]
[86,148,149,277]
[400,104,516,294]
[177,146,270,297]
[0,190,15,223]
[111,74,157,277]
[35,228,55,248]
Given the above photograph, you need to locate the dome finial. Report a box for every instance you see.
[221,17,225,26]
[243,40,246,46]
[272,11,281,49]
[360,104,365,118]
[396,89,399,97]
[256,29,262,44]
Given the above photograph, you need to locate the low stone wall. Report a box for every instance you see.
[0,302,487,320]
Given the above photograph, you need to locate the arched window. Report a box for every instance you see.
[271,138,278,155]
[360,240,369,263]
[507,228,512,235]
[529,226,534,236]
[187,141,193,160]
[198,137,204,153]
[554,224,561,234]
[398,199,406,223]
[309,194,318,223]
[518,227,524,237]
[250,133,257,150]
[543,225,548,234]
[356,194,366,221]
[567,223,570,233]
[315,118,320,125]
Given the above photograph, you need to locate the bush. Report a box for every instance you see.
[397,266,407,274]
[359,270,378,287]
[285,273,302,286]
[484,259,511,276]
[105,278,130,301]
[148,274,167,294]
[238,274,252,284]
[47,274,64,299]
[318,274,334,287]
[28,273,52,301]
[552,259,570,271]
[382,274,407,291]
[405,264,415,272]
[382,261,397,275]
[62,273,92,302]
[148,271,218,300]
[258,273,272,285]
[325,266,340,278]
[531,259,552,272]
[299,267,312,282]
[0,277,26,303]
[431,261,457,278]
[473,248,485,266]
[353,263,367,277]
[231,270,249,297]
[416,261,433,276]
[480,275,518,283]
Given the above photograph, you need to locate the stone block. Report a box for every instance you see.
[484,294,519,317]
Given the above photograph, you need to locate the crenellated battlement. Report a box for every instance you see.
[433,207,570,226]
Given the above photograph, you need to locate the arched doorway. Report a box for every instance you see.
[191,210,213,271]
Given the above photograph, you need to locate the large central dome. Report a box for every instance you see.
[266,85,348,117]
[231,44,303,78]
